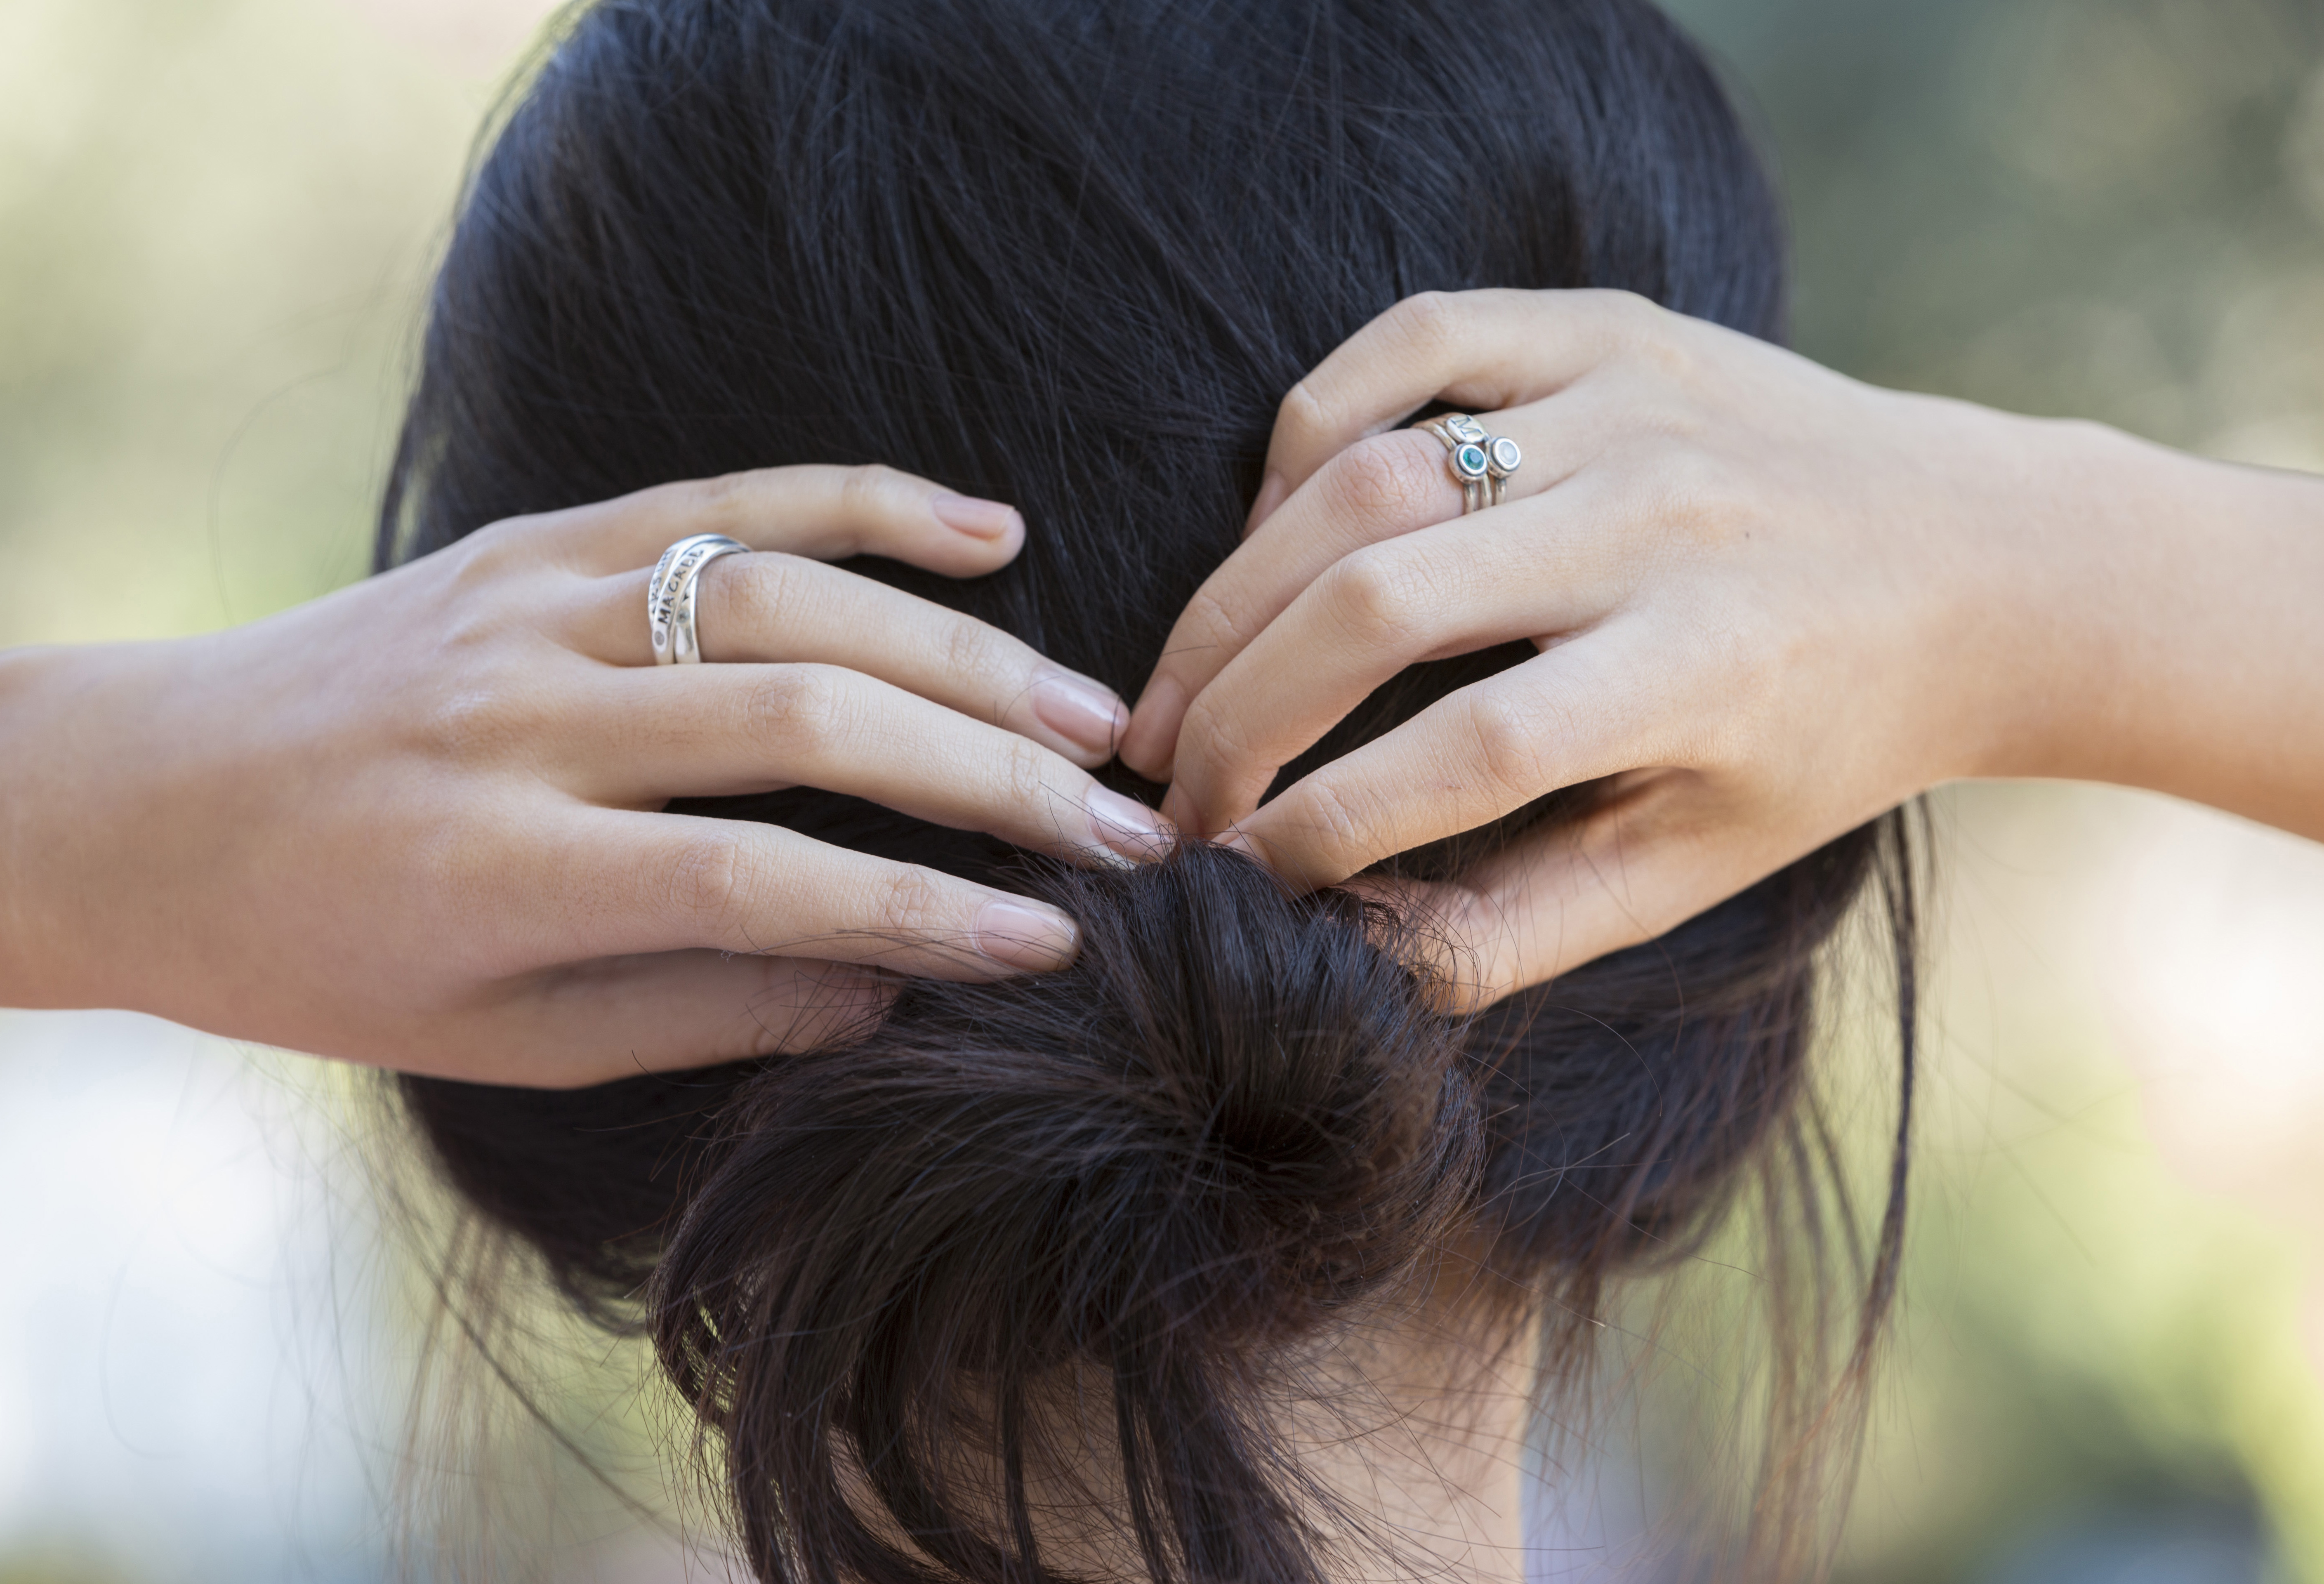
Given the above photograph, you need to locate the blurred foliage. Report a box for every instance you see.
[1818,784,2324,1582]
[0,0,488,647]
[1654,0,2324,1575]
[2,0,2321,1580]
[0,1544,140,1584]
[1673,0,2324,469]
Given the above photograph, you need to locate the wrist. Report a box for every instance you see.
[1919,404,2166,786]
[1938,407,2324,834]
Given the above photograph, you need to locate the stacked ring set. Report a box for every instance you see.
[648,532,751,665]
[641,422,1520,666]
[1414,413,1522,513]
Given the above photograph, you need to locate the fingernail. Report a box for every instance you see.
[1085,787,1174,866]
[931,493,1023,541]
[1244,471,1287,533]
[1031,674,1127,758]
[975,900,1080,971]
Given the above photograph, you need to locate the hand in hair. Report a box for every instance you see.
[0,464,1172,1085]
[1124,286,2324,1004]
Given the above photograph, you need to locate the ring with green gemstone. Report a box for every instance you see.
[1414,413,1487,513]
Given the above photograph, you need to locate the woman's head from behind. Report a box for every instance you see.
[387,1,1907,1579]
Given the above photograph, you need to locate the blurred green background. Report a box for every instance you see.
[1,0,2321,1579]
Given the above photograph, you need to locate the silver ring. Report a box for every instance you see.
[1415,415,1484,514]
[1415,413,1501,514]
[648,533,750,664]
[1483,434,1522,508]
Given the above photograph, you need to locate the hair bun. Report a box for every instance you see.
[652,843,1483,1580]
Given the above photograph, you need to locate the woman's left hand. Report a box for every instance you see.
[1117,288,2100,1004]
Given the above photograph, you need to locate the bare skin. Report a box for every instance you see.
[2,285,2314,1577]
[0,464,1171,1086]
[3,288,2313,1067]
[1122,288,2324,1005]
[863,1256,1539,1584]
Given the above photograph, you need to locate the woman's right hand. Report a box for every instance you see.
[0,465,1169,1086]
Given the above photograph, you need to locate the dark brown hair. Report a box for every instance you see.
[382,0,1918,1578]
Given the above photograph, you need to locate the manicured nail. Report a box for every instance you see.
[1244,471,1287,533]
[975,900,1080,971]
[1032,674,1127,758]
[931,493,1023,541]
[1085,787,1174,865]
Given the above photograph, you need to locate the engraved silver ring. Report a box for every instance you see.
[648,533,751,665]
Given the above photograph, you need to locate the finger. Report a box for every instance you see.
[1161,496,1630,834]
[404,951,899,1089]
[566,551,1126,766]
[1218,629,1682,888]
[574,662,1171,865]
[1121,428,1464,778]
[1125,397,1596,780]
[1246,288,1663,531]
[548,807,1089,979]
[495,462,1029,579]
[1355,787,1799,1009]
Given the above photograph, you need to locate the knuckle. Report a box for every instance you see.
[1282,775,1374,873]
[429,590,507,660]
[1278,375,1333,443]
[1323,434,1441,523]
[1386,289,1461,356]
[1628,380,1712,448]
[411,669,538,767]
[937,613,1008,695]
[1177,691,1256,775]
[1653,450,1756,547]
[727,552,806,628]
[1464,688,1553,796]
[446,515,553,592]
[872,865,955,940]
[840,462,904,519]
[1593,288,1663,339]
[667,830,750,940]
[992,736,1056,816]
[1642,336,1702,390]
[1600,292,1694,380]
[679,468,757,530]
[1179,584,1252,651]
[460,514,541,563]
[742,664,847,752]
[1318,544,1437,650]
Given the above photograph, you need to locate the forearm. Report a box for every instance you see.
[1960,412,2324,837]
[0,644,104,1007]
[0,640,210,1013]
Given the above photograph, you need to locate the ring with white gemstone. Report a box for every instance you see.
[1414,413,1519,514]
[1483,434,1523,507]
[647,533,750,664]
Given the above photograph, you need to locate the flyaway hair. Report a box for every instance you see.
[382,2,1919,1579]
